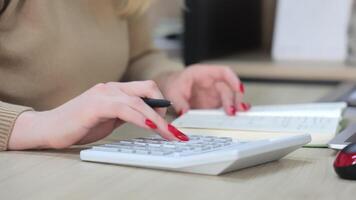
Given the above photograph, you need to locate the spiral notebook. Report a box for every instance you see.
[172,102,347,147]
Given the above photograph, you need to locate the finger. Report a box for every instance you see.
[215,82,236,116]
[234,88,244,111]
[97,99,181,141]
[107,81,167,117]
[236,102,252,112]
[97,100,147,130]
[119,95,189,141]
[171,94,190,116]
[101,83,188,141]
[207,67,244,94]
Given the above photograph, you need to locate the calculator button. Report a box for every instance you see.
[175,151,196,156]
[92,146,119,152]
[133,142,147,146]
[162,144,176,148]
[105,144,132,149]
[134,146,147,151]
[120,149,135,153]
[212,143,222,148]
[90,135,240,157]
[145,140,161,144]
[148,143,161,147]
[176,146,193,151]
[151,150,173,156]
[135,149,150,154]
[119,140,133,145]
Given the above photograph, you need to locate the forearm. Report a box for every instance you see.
[0,101,34,151]
[8,111,50,150]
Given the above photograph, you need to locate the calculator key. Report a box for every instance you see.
[107,143,130,147]
[162,144,176,148]
[212,143,222,148]
[176,146,193,151]
[135,149,150,154]
[132,138,145,142]
[175,151,196,156]
[151,150,173,156]
[119,140,133,145]
[175,142,189,146]
[134,146,148,151]
[105,144,132,149]
[148,143,161,147]
[120,149,135,153]
[222,142,233,146]
[90,135,240,157]
[192,146,211,151]
[145,140,161,144]
[224,138,233,141]
[92,146,119,152]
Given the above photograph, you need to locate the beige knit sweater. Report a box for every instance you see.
[0,0,183,150]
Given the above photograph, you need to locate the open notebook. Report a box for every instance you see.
[172,102,347,147]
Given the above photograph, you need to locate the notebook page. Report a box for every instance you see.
[186,109,343,118]
[173,114,341,136]
[248,102,346,112]
[184,102,347,118]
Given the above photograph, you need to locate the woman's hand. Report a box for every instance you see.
[156,64,250,116]
[8,81,188,150]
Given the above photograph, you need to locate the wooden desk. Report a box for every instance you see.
[1,83,355,200]
[204,53,356,82]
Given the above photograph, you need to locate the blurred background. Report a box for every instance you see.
[148,0,274,64]
[146,0,356,105]
[148,0,355,72]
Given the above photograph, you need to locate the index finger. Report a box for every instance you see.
[208,67,244,94]
[108,81,167,117]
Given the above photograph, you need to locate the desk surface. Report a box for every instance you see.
[205,53,356,82]
[1,82,355,200]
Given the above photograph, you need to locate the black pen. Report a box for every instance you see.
[141,97,172,108]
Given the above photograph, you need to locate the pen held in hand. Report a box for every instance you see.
[141,97,172,108]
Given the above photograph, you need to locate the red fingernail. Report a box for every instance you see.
[145,119,157,129]
[178,110,183,116]
[167,124,189,141]
[239,83,245,93]
[229,105,237,116]
[241,103,251,111]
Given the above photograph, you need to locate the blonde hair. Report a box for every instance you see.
[117,0,152,17]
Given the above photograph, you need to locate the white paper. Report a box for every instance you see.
[172,102,346,136]
[272,0,352,61]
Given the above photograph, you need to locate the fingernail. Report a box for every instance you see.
[178,110,183,116]
[229,105,237,116]
[145,119,157,129]
[239,83,245,93]
[241,103,251,111]
[167,124,189,141]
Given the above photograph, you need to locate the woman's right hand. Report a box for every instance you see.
[8,81,188,150]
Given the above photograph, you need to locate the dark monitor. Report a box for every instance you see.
[183,0,262,65]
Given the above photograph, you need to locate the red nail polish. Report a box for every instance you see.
[145,119,157,129]
[178,110,183,116]
[229,105,237,116]
[239,83,245,93]
[245,103,251,110]
[241,103,251,111]
[167,124,189,141]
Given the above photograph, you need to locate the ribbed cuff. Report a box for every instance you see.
[0,101,33,151]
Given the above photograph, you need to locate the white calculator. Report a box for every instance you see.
[80,134,311,175]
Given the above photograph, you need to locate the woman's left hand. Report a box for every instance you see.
[156,64,251,116]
